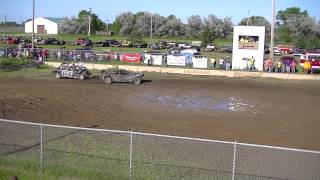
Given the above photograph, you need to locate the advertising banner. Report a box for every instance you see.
[120,53,141,63]
[192,57,208,69]
[167,55,186,66]
[151,55,163,66]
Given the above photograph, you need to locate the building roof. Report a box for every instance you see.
[44,17,63,24]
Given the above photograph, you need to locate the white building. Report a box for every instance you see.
[232,26,266,71]
[25,17,63,35]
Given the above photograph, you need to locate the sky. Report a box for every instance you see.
[1,0,319,24]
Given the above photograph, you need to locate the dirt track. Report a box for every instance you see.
[0,73,319,150]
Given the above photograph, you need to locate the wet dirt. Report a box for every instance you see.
[0,74,319,150]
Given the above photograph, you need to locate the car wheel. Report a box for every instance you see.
[55,72,61,79]
[79,74,85,80]
[133,78,141,85]
[104,77,112,84]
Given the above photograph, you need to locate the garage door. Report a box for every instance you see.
[37,25,45,34]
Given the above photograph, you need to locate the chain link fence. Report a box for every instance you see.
[0,118,320,180]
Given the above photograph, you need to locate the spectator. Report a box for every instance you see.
[290,60,296,74]
[265,58,273,72]
[249,56,255,71]
[225,61,231,70]
[42,49,47,61]
[285,60,291,73]
[276,61,282,73]
[210,56,216,69]
[303,60,310,74]
[219,57,225,69]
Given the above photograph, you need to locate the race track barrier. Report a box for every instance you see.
[46,62,320,81]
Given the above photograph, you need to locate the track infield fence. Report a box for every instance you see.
[0,119,319,180]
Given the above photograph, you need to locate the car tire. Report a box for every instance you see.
[79,74,85,80]
[55,72,61,79]
[133,78,141,85]
[104,77,112,84]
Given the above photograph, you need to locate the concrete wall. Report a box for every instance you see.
[25,17,58,34]
[46,62,320,81]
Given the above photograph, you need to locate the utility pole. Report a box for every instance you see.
[149,14,153,46]
[20,16,23,32]
[106,19,109,32]
[88,8,92,36]
[32,0,35,49]
[270,0,275,60]
[246,10,251,26]
[4,15,6,42]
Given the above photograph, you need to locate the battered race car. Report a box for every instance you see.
[101,68,144,84]
[53,63,92,80]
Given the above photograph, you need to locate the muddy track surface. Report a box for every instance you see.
[0,74,319,150]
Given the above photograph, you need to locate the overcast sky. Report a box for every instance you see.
[1,0,319,24]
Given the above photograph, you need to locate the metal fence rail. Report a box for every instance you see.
[0,118,319,180]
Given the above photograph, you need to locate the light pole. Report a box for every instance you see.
[106,19,109,33]
[270,0,275,60]
[149,14,153,46]
[246,10,251,26]
[88,8,92,36]
[32,0,35,49]
[4,15,6,42]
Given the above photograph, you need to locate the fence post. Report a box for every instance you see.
[40,123,43,173]
[129,131,133,180]
[232,141,237,180]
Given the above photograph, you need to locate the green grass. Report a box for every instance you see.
[0,57,33,65]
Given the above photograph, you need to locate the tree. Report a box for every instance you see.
[59,17,82,34]
[186,15,203,38]
[159,15,185,36]
[115,12,135,35]
[276,7,316,44]
[201,14,233,44]
[77,10,105,34]
[239,16,271,41]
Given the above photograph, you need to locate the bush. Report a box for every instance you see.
[0,58,33,65]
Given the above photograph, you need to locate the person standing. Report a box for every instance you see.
[290,60,296,74]
[210,56,216,69]
[303,60,309,74]
[219,57,224,70]
[276,61,282,73]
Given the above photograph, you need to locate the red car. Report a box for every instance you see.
[75,38,93,46]
[300,52,320,71]
[6,37,21,45]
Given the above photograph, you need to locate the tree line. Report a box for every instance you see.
[58,7,320,49]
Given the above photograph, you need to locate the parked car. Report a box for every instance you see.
[34,37,42,44]
[293,48,305,56]
[105,39,121,47]
[75,38,93,46]
[53,63,92,80]
[219,45,233,53]
[178,43,191,49]
[133,40,148,48]
[119,40,133,48]
[273,47,281,56]
[41,38,65,45]
[94,41,109,47]
[167,42,178,49]
[101,68,144,84]
[6,37,21,44]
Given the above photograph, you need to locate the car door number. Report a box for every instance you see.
[62,70,73,77]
